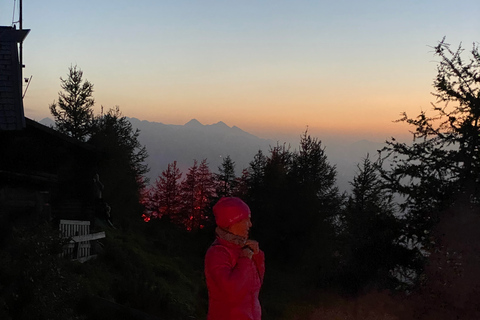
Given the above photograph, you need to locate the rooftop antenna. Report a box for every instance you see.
[18,0,32,98]
[19,0,23,71]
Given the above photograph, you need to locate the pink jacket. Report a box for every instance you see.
[205,236,265,320]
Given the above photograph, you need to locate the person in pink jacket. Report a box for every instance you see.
[205,197,265,320]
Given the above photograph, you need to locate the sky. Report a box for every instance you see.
[2,0,479,144]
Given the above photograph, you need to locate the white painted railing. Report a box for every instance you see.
[59,219,105,263]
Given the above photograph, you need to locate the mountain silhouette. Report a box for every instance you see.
[127,118,274,183]
[38,117,386,191]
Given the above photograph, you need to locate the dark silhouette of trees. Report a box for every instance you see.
[381,38,480,248]
[215,155,237,198]
[196,159,217,227]
[50,65,95,142]
[234,168,250,198]
[244,133,344,289]
[248,144,292,262]
[245,150,267,201]
[179,160,199,231]
[289,132,344,285]
[92,107,149,179]
[89,106,149,227]
[340,155,420,292]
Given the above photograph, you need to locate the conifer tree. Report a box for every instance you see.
[88,107,149,226]
[249,144,293,261]
[150,161,183,221]
[290,132,344,283]
[381,38,480,247]
[196,159,217,227]
[341,155,417,292]
[246,150,267,198]
[50,65,95,142]
[179,159,215,231]
[180,160,199,230]
[234,168,250,198]
[216,155,237,198]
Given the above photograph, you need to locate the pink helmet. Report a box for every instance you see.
[213,197,251,228]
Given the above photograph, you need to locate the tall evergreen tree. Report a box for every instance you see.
[381,38,480,247]
[234,168,250,198]
[88,107,149,227]
[216,155,237,198]
[246,150,267,200]
[247,135,344,288]
[196,159,217,228]
[148,161,183,221]
[50,65,95,142]
[290,132,344,284]
[179,159,215,231]
[340,155,418,292]
[180,160,199,230]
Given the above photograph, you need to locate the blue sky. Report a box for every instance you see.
[1,0,479,143]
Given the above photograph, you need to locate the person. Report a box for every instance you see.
[204,197,265,320]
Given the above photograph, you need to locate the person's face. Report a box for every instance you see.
[228,215,252,238]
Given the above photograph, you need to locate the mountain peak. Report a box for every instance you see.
[212,121,230,128]
[185,119,203,127]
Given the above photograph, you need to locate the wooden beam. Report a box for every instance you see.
[70,232,105,243]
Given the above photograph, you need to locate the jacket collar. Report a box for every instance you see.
[215,227,247,247]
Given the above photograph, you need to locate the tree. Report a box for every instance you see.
[380,38,480,247]
[250,144,293,262]
[179,159,216,231]
[340,155,419,292]
[196,159,217,227]
[91,106,149,179]
[234,168,250,198]
[145,161,183,221]
[88,106,149,227]
[216,155,237,198]
[49,65,95,142]
[289,132,344,284]
[180,160,199,231]
[245,150,267,200]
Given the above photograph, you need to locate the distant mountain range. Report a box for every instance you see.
[38,117,386,193]
[126,117,274,184]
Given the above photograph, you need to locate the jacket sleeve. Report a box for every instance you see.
[252,249,265,284]
[205,245,255,299]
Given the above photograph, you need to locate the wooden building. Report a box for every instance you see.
[0,26,105,262]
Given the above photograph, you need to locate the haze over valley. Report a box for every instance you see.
[41,117,386,192]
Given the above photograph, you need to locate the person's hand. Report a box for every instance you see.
[245,240,260,255]
[241,247,254,259]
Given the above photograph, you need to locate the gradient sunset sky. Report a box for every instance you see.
[2,0,479,143]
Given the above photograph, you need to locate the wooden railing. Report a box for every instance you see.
[59,219,105,263]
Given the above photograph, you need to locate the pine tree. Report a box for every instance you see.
[180,160,199,230]
[341,155,417,292]
[290,132,344,283]
[234,168,250,198]
[216,155,237,198]
[179,159,215,231]
[147,161,183,221]
[381,38,480,246]
[88,107,149,227]
[49,65,95,142]
[249,144,293,262]
[246,150,267,199]
[196,159,216,228]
